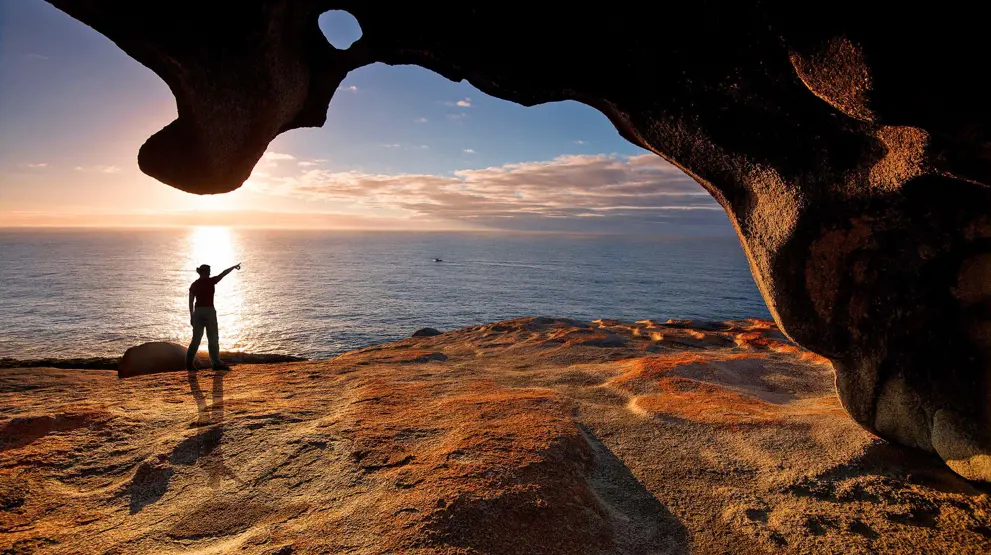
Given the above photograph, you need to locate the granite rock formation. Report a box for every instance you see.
[40,2,991,479]
[2,318,989,553]
[117,342,306,378]
[118,342,189,379]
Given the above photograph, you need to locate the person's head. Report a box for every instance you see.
[196,264,211,278]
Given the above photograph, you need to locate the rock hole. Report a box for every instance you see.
[319,10,362,50]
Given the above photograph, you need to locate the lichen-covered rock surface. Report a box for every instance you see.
[2,318,989,553]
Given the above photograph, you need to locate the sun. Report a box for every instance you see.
[182,226,246,353]
[188,226,236,269]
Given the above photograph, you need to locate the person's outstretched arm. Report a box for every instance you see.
[213,263,241,283]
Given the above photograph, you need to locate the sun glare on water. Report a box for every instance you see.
[189,226,235,267]
[185,226,246,353]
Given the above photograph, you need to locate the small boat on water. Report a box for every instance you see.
[433,258,443,262]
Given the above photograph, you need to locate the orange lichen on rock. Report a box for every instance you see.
[2,317,987,553]
[763,341,833,365]
[731,327,832,365]
[543,328,626,348]
[345,348,448,364]
[323,380,613,554]
[609,352,765,393]
[633,378,780,424]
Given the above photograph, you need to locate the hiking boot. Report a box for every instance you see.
[212,364,232,372]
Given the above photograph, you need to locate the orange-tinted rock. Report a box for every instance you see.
[2,317,989,552]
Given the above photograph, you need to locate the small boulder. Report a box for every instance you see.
[412,327,442,338]
[118,342,188,378]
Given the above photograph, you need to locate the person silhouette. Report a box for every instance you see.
[186,262,240,371]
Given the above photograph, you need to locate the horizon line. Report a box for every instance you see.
[0,223,735,238]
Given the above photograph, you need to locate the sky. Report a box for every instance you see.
[0,1,733,235]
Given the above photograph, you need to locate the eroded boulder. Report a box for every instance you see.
[118,342,188,378]
[412,327,441,338]
[41,1,991,479]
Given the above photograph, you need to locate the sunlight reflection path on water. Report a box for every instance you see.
[0,228,770,359]
[180,227,246,354]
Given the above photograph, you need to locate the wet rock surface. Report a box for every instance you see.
[2,317,989,553]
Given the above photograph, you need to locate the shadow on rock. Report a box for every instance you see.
[782,440,991,534]
[786,440,991,502]
[580,424,690,554]
[129,370,242,514]
[0,413,104,453]
[129,456,173,514]
[177,370,243,490]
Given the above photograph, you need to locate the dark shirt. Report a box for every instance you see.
[189,276,221,308]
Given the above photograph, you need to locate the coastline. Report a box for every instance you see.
[3,315,987,553]
[0,351,306,371]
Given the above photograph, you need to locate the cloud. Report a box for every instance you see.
[0,209,472,231]
[258,152,297,169]
[447,113,467,121]
[414,117,428,124]
[26,53,48,60]
[442,97,472,108]
[75,165,120,173]
[574,140,587,145]
[244,153,728,233]
[21,162,48,169]
[463,148,476,154]
[337,85,358,92]
[262,152,296,161]
[381,143,401,148]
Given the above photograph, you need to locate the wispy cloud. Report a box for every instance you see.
[574,140,587,145]
[447,113,467,121]
[74,165,120,173]
[381,143,401,148]
[463,148,476,154]
[297,159,326,168]
[21,162,48,169]
[255,152,297,171]
[262,152,296,161]
[25,53,48,61]
[337,85,358,92]
[414,117,428,124]
[442,97,472,108]
[244,153,725,232]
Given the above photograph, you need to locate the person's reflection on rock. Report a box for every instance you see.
[187,370,243,489]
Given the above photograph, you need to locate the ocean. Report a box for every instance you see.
[0,227,770,359]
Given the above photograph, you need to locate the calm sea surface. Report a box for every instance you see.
[0,228,770,359]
